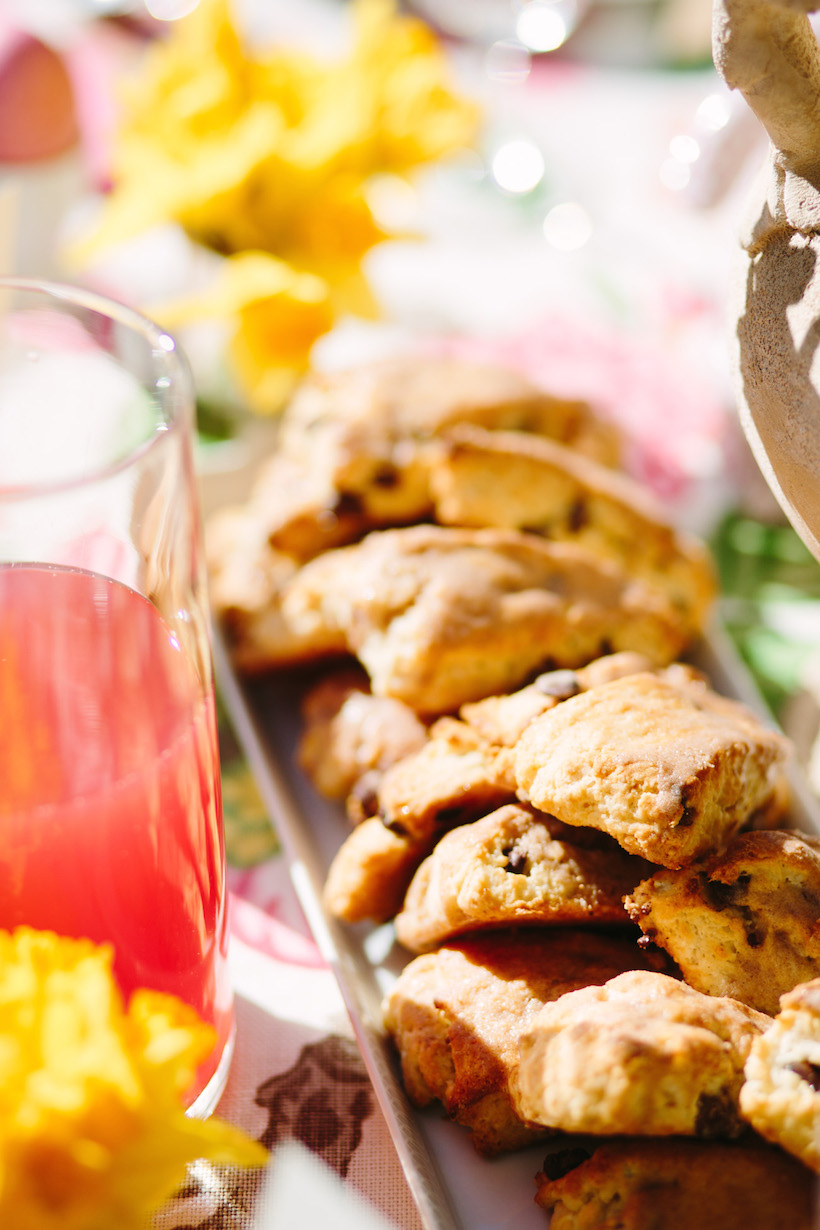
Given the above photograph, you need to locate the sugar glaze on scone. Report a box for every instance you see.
[514,969,770,1139]
[534,1138,816,1230]
[740,976,820,1172]
[626,830,820,1015]
[394,803,654,953]
[514,671,790,868]
[382,930,665,1156]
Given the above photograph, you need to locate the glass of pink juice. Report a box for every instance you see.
[0,278,233,1115]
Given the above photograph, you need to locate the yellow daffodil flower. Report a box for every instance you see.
[71,0,480,412]
[0,928,266,1230]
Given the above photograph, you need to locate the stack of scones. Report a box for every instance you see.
[209,356,820,1229]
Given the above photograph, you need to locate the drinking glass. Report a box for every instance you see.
[0,277,233,1116]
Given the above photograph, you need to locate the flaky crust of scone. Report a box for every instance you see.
[394,804,654,953]
[534,1138,816,1230]
[626,830,820,1016]
[382,930,663,1156]
[297,670,427,800]
[281,526,691,714]
[429,424,716,636]
[740,977,820,1172]
[514,671,790,868]
[514,970,770,1139]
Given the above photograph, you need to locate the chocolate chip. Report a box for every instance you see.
[349,771,381,820]
[333,491,364,517]
[370,463,400,488]
[702,877,746,911]
[502,845,528,875]
[541,1147,591,1181]
[788,1060,820,1092]
[533,669,581,700]
[695,1091,737,1138]
[568,498,587,532]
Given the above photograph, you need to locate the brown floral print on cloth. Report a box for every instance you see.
[255,1035,375,1177]
[159,1035,375,1230]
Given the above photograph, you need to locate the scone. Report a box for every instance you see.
[394,804,654,953]
[322,815,438,925]
[514,970,770,1138]
[382,930,663,1156]
[625,830,820,1015]
[297,669,427,800]
[236,356,618,562]
[205,505,345,671]
[282,526,691,714]
[534,1139,816,1230]
[740,977,820,1171]
[429,424,716,636]
[514,671,790,868]
[459,652,659,747]
[323,737,516,924]
[372,717,516,838]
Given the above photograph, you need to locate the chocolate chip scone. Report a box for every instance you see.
[282,525,691,714]
[740,977,820,1171]
[429,424,716,637]
[239,357,618,563]
[534,1139,816,1230]
[514,970,770,1139]
[322,816,436,925]
[323,721,517,923]
[297,669,428,801]
[382,929,663,1156]
[514,671,790,868]
[394,803,654,953]
[625,830,820,1015]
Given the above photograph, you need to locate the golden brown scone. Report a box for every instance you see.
[394,804,654,953]
[740,977,820,1172]
[534,1138,816,1230]
[232,357,618,563]
[205,505,345,671]
[429,424,716,636]
[322,816,434,925]
[297,669,427,800]
[372,718,516,840]
[382,929,663,1156]
[281,526,691,714]
[514,671,790,869]
[514,970,770,1139]
[625,830,820,1016]
[323,726,517,923]
[459,652,659,748]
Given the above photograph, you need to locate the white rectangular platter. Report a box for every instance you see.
[214,622,820,1230]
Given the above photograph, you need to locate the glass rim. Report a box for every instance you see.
[0,276,194,501]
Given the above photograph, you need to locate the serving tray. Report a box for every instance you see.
[213,622,820,1230]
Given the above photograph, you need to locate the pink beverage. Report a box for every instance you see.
[0,562,232,1103]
